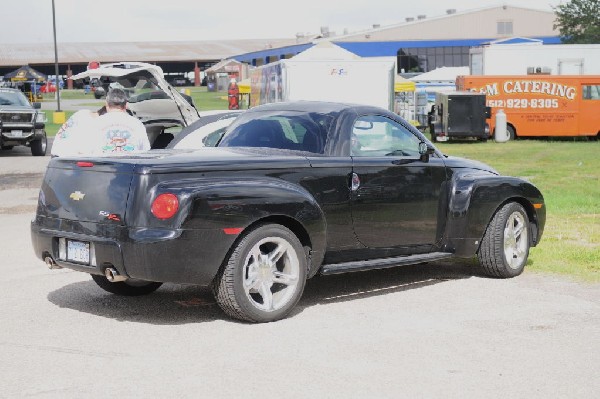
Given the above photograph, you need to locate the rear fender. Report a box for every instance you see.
[129,176,327,270]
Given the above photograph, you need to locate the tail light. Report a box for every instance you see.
[151,193,179,219]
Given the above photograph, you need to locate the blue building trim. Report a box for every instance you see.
[231,36,561,64]
[333,36,561,57]
[232,43,314,64]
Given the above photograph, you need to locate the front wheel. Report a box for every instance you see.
[213,224,307,323]
[91,274,163,296]
[31,131,47,156]
[478,202,530,278]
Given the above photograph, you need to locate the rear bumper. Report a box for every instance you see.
[31,216,235,285]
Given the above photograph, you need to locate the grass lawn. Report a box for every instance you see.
[436,140,599,282]
[39,90,599,282]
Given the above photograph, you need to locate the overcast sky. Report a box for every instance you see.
[0,0,561,44]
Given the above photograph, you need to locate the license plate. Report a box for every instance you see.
[67,240,90,264]
[10,130,23,137]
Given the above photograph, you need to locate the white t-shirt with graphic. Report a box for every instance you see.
[51,110,97,157]
[90,111,150,155]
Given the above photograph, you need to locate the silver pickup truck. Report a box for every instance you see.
[0,88,47,156]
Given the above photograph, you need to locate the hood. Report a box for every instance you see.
[0,105,35,112]
[443,156,499,175]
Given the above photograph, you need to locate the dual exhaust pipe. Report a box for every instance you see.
[45,256,61,270]
[104,267,127,283]
[44,256,127,283]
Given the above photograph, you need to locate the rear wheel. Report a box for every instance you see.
[478,202,530,278]
[31,131,47,156]
[1,145,14,151]
[213,224,307,323]
[91,274,163,296]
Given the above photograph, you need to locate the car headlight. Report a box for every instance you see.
[35,112,47,123]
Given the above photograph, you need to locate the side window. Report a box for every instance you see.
[582,85,600,100]
[351,115,421,157]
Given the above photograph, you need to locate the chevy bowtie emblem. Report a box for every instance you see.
[70,191,86,201]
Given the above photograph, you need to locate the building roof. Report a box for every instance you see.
[0,5,560,72]
[0,38,298,67]
[331,5,558,42]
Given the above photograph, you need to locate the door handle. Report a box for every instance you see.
[351,172,360,191]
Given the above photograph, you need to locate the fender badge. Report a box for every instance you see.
[70,191,86,201]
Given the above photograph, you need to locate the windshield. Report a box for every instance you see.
[0,90,29,106]
[218,110,334,154]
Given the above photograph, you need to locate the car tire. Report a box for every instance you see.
[212,223,307,323]
[31,131,47,156]
[91,274,163,296]
[1,145,14,150]
[506,125,516,141]
[478,202,530,278]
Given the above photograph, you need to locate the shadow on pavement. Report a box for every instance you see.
[47,258,481,325]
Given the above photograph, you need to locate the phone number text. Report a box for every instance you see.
[487,99,559,108]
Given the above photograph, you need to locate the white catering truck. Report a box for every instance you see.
[249,44,395,111]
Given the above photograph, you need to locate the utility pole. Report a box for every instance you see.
[52,0,61,112]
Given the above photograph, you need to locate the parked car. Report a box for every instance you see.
[168,75,192,87]
[31,101,546,323]
[72,62,201,147]
[0,88,47,156]
[40,81,56,93]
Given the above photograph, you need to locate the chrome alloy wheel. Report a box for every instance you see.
[504,211,528,269]
[242,236,300,312]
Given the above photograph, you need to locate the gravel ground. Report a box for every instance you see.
[1,151,598,398]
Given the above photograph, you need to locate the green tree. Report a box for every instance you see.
[554,0,600,44]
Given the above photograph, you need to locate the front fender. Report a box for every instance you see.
[443,170,545,256]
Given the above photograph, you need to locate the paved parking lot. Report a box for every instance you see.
[1,152,599,398]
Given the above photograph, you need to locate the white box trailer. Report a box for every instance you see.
[249,58,396,111]
[470,43,600,75]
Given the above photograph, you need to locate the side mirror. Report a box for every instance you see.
[485,106,492,119]
[418,141,435,162]
[33,102,41,109]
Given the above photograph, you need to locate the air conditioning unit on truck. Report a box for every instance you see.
[456,75,600,140]
[249,58,395,111]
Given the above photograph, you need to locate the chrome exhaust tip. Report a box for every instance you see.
[104,267,127,282]
[44,256,62,270]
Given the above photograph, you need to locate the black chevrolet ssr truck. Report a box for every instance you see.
[31,101,545,322]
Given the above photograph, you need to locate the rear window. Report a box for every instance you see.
[218,111,332,154]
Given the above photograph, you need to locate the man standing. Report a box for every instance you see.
[227,78,240,110]
[91,88,150,154]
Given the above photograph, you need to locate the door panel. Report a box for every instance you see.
[580,84,600,136]
[350,114,447,250]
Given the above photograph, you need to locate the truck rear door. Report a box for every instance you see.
[579,82,600,136]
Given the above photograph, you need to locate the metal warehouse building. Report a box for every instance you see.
[0,5,559,84]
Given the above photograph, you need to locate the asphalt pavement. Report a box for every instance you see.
[0,153,599,398]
